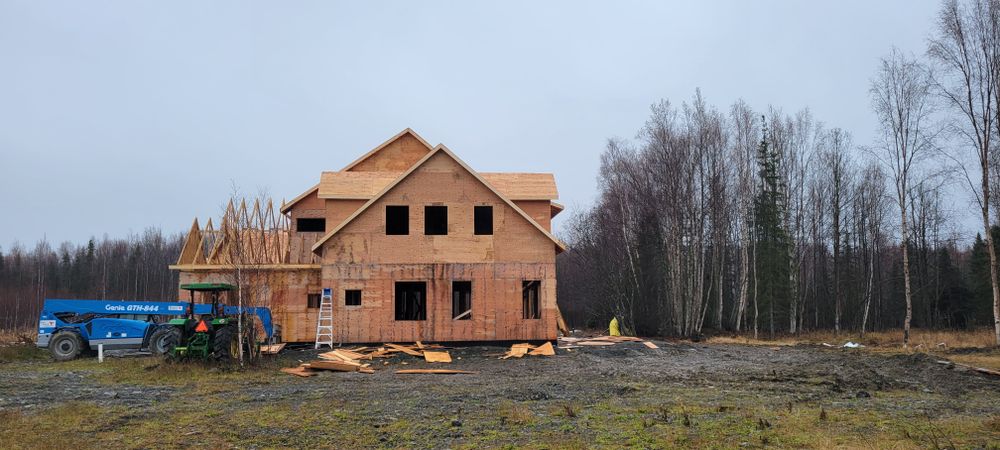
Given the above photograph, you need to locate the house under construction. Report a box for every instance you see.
[169,129,566,343]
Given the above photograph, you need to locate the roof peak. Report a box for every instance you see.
[341,128,434,172]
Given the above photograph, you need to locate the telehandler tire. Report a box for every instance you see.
[49,331,82,361]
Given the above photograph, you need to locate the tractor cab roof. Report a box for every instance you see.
[180,283,237,292]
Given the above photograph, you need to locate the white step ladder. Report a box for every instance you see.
[314,288,334,349]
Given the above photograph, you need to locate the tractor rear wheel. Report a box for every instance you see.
[49,331,82,361]
[149,326,180,356]
[212,325,237,361]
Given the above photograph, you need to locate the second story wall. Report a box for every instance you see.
[325,199,366,232]
[513,200,552,231]
[320,151,557,266]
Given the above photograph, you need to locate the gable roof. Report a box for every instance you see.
[311,144,567,254]
[318,171,403,199]
[317,171,558,200]
[340,128,434,172]
[279,183,319,214]
[479,173,558,200]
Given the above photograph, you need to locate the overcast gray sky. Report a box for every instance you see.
[0,1,945,249]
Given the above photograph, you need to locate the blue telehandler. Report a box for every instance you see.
[36,285,275,361]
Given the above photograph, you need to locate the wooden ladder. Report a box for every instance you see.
[314,289,334,349]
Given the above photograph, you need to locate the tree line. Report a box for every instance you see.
[0,229,183,330]
[558,0,1000,345]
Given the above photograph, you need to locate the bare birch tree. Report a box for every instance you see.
[929,0,1000,345]
[871,48,937,346]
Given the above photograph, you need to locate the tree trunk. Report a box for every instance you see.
[901,206,913,346]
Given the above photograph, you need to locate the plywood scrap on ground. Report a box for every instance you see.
[559,336,658,349]
[385,343,424,357]
[502,341,556,358]
[423,351,452,363]
[502,345,531,359]
[280,366,317,377]
[318,349,366,363]
[395,369,476,375]
[528,341,555,356]
[261,343,286,355]
[306,360,363,372]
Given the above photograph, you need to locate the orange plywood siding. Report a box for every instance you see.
[348,132,432,172]
[315,150,559,342]
[322,151,558,266]
[513,200,552,231]
[320,263,557,343]
[316,171,558,203]
[480,173,558,200]
[319,171,403,199]
[325,199,367,231]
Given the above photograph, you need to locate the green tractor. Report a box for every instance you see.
[149,283,273,361]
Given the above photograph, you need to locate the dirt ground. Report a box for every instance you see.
[1,341,999,449]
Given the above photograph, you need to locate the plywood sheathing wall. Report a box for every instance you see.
[317,150,559,342]
[178,268,322,343]
[346,132,433,172]
[321,263,557,343]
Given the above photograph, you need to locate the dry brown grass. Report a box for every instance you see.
[0,327,35,346]
[704,328,998,349]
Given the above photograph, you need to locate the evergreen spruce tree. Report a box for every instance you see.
[752,119,791,337]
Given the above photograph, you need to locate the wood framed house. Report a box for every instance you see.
[170,129,566,343]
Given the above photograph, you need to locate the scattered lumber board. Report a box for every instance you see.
[936,360,1000,377]
[502,346,530,359]
[555,304,570,336]
[385,343,423,357]
[261,343,286,355]
[317,352,363,366]
[280,366,317,377]
[528,341,555,356]
[643,341,659,349]
[306,360,360,372]
[577,341,616,346]
[590,336,644,342]
[423,351,452,363]
[333,349,367,360]
[395,369,476,375]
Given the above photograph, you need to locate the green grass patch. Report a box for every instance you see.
[0,345,48,364]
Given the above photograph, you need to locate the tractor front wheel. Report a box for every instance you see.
[49,331,82,361]
[149,326,180,356]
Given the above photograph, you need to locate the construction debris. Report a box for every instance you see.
[528,341,556,356]
[502,345,530,359]
[261,343,287,355]
[280,342,456,377]
[642,341,659,349]
[501,341,557,358]
[396,369,476,375]
[306,360,363,372]
[280,366,317,377]
[936,360,1000,377]
[558,335,653,349]
[423,351,452,363]
[386,343,424,357]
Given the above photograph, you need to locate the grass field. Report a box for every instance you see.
[1,332,999,449]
